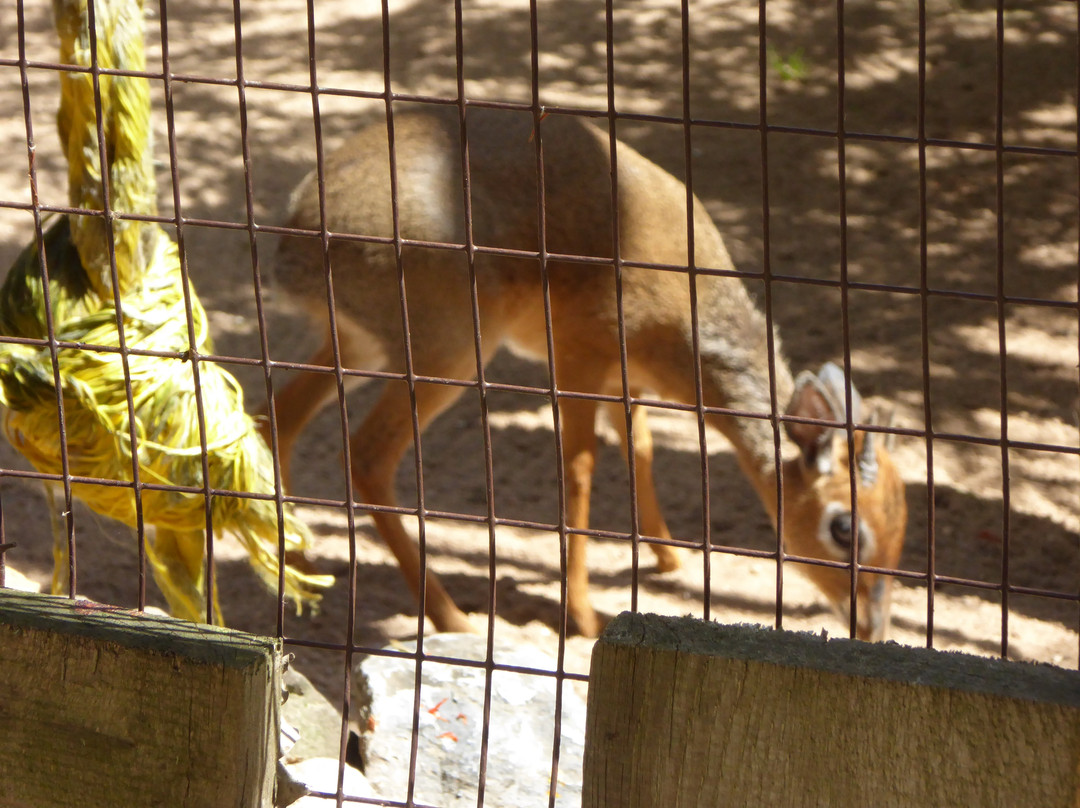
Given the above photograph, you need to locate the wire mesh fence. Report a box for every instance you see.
[1,0,1078,805]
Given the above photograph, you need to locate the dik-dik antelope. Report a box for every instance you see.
[263,106,908,640]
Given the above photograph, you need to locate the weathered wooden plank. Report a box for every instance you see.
[0,590,281,808]
[583,612,1080,808]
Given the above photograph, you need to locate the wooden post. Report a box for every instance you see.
[0,591,282,808]
[583,612,1080,808]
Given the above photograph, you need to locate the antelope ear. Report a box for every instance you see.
[785,362,861,474]
[857,417,879,486]
[879,406,899,452]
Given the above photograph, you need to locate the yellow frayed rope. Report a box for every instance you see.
[0,0,332,623]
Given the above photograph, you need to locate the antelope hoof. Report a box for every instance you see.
[433,609,478,635]
[651,544,683,574]
[570,606,603,638]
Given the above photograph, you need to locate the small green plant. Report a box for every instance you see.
[768,45,808,82]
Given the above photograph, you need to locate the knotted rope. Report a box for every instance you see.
[0,0,332,623]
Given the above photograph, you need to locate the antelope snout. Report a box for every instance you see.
[821,505,876,563]
[829,574,892,642]
[851,576,891,642]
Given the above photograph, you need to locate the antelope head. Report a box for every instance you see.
[780,362,908,641]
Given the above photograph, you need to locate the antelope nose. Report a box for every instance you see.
[830,512,853,548]
[829,512,873,563]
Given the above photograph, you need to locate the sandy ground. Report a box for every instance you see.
[1,0,1078,710]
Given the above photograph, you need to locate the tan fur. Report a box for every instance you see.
[263,106,907,639]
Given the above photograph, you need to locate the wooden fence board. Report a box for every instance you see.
[0,590,281,808]
[583,612,1080,808]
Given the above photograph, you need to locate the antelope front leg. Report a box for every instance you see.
[257,339,342,492]
[560,395,602,637]
[351,380,476,634]
[604,401,681,573]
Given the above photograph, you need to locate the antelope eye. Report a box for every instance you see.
[829,512,853,549]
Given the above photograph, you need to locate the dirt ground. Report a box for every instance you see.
[1,0,1078,707]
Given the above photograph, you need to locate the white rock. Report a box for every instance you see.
[2,566,41,593]
[354,633,586,808]
[283,757,372,806]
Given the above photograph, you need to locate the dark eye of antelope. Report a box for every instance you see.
[829,512,853,550]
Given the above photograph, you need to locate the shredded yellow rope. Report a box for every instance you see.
[54,0,156,298]
[0,0,332,623]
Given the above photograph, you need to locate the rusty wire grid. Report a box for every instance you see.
[2,0,1080,806]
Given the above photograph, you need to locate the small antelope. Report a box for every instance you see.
[264,106,907,640]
